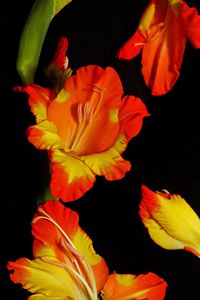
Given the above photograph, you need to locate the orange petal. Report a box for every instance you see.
[119,95,150,144]
[116,0,155,60]
[116,29,146,60]
[32,200,109,292]
[64,65,123,107]
[116,0,200,95]
[141,7,186,95]
[101,272,167,300]
[139,185,200,256]
[79,96,149,181]
[32,200,80,259]
[50,150,96,202]
[178,1,200,48]
[14,84,56,122]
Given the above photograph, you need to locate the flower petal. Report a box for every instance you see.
[64,65,123,108]
[50,150,96,201]
[139,185,200,256]
[116,0,200,95]
[27,120,65,150]
[101,272,167,300]
[119,95,150,144]
[80,96,149,181]
[82,146,131,181]
[7,256,78,298]
[14,84,56,122]
[141,5,186,95]
[116,29,146,60]
[116,0,155,60]
[178,1,200,48]
[32,200,109,292]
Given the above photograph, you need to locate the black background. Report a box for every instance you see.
[1,0,200,299]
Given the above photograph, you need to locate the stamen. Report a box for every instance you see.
[60,236,97,297]
[77,103,83,124]
[70,84,105,151]
[41,257,95,300]
[161,189,170,194]
[32,208,97,299]
[64,56,69,69]
[134,42,145,47]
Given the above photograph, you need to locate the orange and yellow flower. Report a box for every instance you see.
[7,200,167,299]
[15,63,149,202]
[117,0,200,95]
[139,185,200,257]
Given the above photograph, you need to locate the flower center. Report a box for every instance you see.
[68,84,105,152]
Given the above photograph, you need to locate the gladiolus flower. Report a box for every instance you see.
[7,200,167,300]
[139,185,200,257]
[15,62,149,202]
[116,0,200,95]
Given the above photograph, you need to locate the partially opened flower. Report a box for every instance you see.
[139,185,200,257]
[7,200,167,299]
[45,36,72,92]
[116,0,200,95]
[15,54,149,202]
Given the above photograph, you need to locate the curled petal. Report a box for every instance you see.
[119,95,150,143]
[139,185,200,257]
[101,272,167,300]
